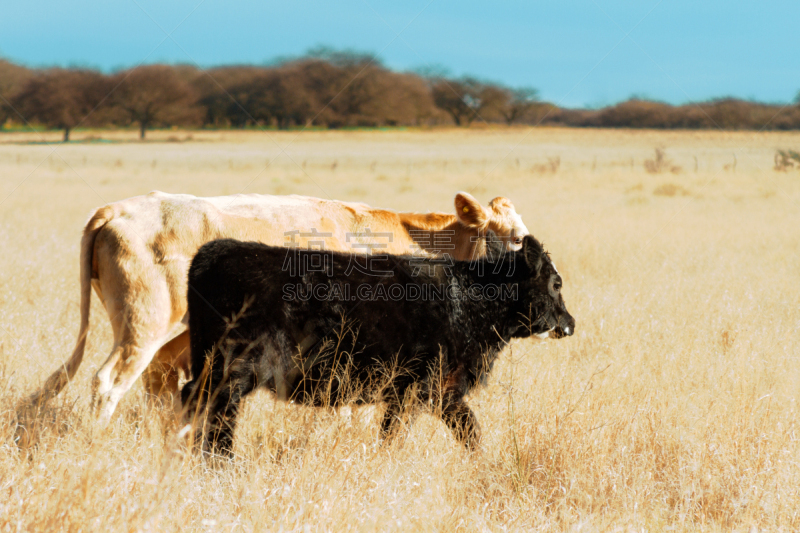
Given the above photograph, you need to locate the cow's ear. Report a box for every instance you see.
[522,235,544,275]
[484,230,504,262]
[455,192,487,228]
[488,196,514,215]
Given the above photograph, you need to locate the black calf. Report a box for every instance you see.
[181,233,574,456]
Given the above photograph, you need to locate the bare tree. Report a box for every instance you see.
[11,68,107,141]
[431,78,477,126]
[290,58,349,127]
[431,77,506,126]
[265,66,314,128]
[0,60,35,127]
[500,87,540,125]
[476,84,512,122]
[287,52,384,128]
[334,59,387,127]
[192,66,264,127]
[110,65,199,139]
[290,49,428,128]
[227,67,313,129]
[363,70,436,126]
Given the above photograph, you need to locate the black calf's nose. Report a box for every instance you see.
[559,317,575,337]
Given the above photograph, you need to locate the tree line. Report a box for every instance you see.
[1,52,799,141]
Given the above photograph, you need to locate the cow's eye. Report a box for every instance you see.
[514,237,523,245]
[553,281,562,291]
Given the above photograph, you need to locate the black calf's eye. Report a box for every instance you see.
[554,281,562,291]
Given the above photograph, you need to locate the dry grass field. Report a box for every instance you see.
[1,127,799,531]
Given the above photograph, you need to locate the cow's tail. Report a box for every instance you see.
[25,206,115,408]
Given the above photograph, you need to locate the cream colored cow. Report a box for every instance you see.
[27,190,529,423]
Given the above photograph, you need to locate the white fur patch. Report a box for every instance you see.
[512,212,529,237]
[535,324,557,340]
[507,212,530,251]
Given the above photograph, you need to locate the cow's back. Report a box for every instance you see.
[107,190,380,253]
[94,191,415,321]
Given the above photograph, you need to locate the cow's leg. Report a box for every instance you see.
[93,338,171,425]
[142,331,190,414]
[91,291,177,424]
[90,240,177,424]
[440,394,481,450]
[143,332,190,396]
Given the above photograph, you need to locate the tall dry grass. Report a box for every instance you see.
[1,128,799,531]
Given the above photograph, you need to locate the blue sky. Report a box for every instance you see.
[1,0,798,108]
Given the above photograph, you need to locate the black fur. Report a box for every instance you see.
[181,234,574,455]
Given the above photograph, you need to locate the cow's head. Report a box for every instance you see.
[454,192,529,251]
[501,234,575,340]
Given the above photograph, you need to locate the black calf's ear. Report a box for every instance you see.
[484,230,504,261]
[522,235,544,275]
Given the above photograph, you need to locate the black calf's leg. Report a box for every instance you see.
[441,395,481,450]
[180,369,213,451]
[203,368,257,457]
[379,400,402,441]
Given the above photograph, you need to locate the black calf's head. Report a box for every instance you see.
[515,235,575,340]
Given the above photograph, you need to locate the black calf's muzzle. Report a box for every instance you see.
[552,315,576,339]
